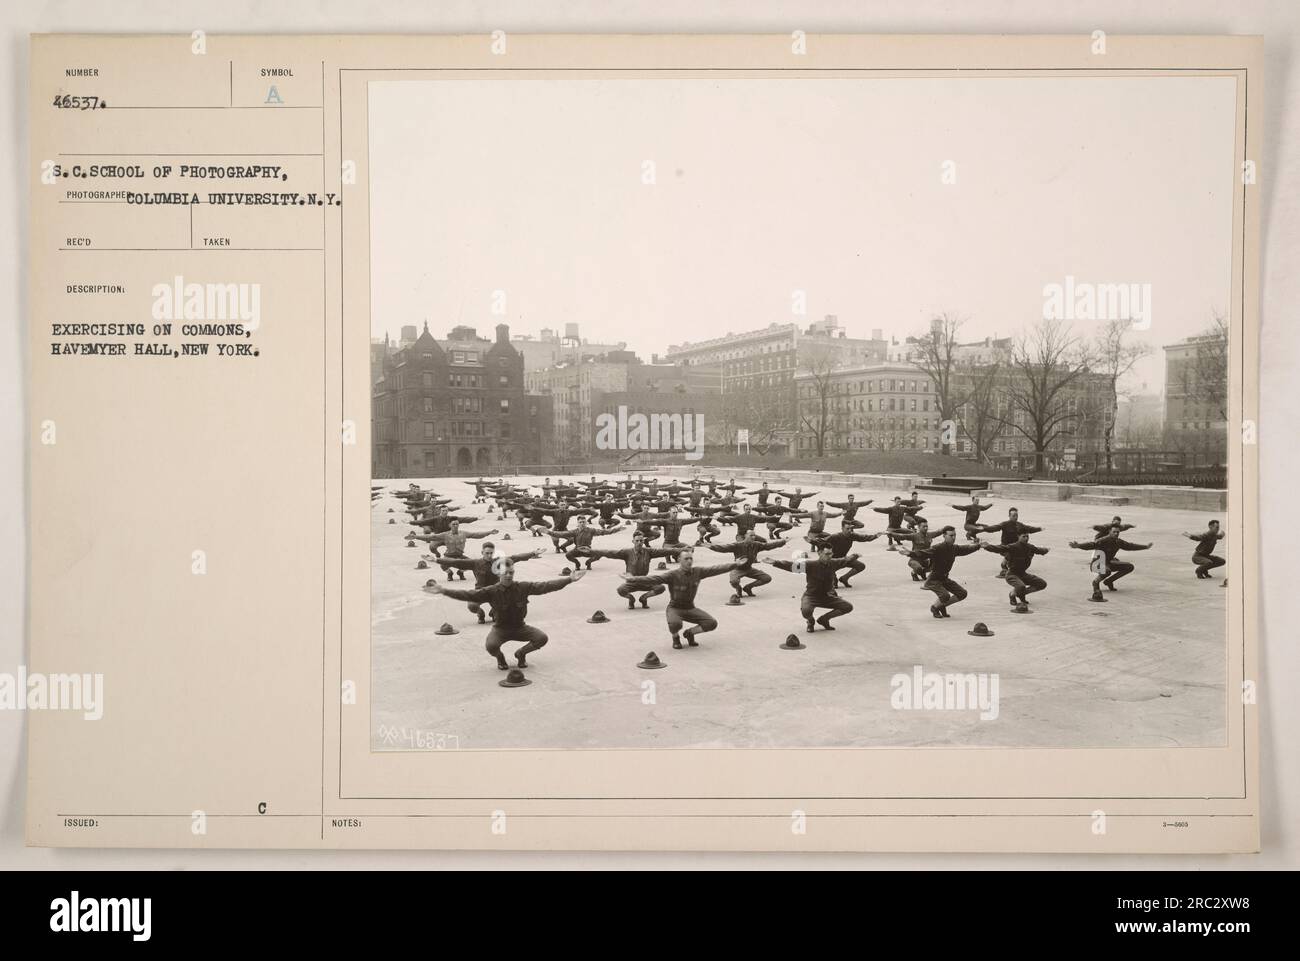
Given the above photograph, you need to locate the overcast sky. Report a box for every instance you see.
[368,75,1237,393]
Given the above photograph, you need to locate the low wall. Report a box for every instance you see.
[638,469,1225,511]
[649,465,922,492]
[988,480,1226,511]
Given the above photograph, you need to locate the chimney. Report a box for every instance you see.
[496,323,509,344]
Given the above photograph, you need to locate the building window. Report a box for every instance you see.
[422,397,434,413]
[421,372,433,388]
[424,422,434,439]
[500,399,510,413]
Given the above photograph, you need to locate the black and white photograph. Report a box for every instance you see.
[368,74,1235,751]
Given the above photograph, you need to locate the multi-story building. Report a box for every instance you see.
[794,363,947,456]
[793,358,1114,470]
[1163,333,1229,459]
[371,322,554,477]
[525,352,636,461]
[664,316,889,451]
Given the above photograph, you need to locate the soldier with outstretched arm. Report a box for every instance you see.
[805,520,880,587]
[906,526,983,618]
[433,542,547,624]
[707,531,787,600]
[982,532,1050,609]
[765,544,859,632]
[1068,525,1153,600]
[588,530,678,609]
[425,561,585,670]
[1184,520,1226,579]
[620,546,740,649]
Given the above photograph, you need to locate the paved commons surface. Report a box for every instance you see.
[370,474,1227,750]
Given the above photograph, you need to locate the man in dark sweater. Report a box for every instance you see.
[906,526,983,618]
[425,559,584,668]
[805,520,880,587]
[588,531,678,609]
[1091,516,1136,536]
[799,501,844,537]
[707,531,788,600]
[775,487,817,514]
[1184,520,1226,579]
[620,546,740,649]
[547,516,625,569]
[648,508,702,560]
[825,494,871,529]
[435,542,546,622]
[982,532,1050,608]
[718,504,763,539]
[421,520,499,579]
[952,494,994,541]
[872,496,921,550]
[893,519,941,582]
[1068,526,1154,600]
[979,507,1043,578]
[765,543,858,632]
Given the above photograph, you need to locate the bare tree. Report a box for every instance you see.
[1191,310,1229,421]
[722,388,792,455]
[1092,318,1152,474]
[910,312,976,456]
[797,342,843,457]
[994,319,1096,473]
[955,363,1002,465]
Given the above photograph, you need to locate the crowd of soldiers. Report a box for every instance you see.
[380,474,1227,678]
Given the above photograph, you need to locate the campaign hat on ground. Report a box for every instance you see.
[780,634,806,650]
[502,533,512,540]
[435,622,458,636]
[656,561,668,570]
[1088,591,1108,603]
[966,622,995,637]
[388,518,396,524]
[1013,603,1031,614]
[499,668,531,688]
[416,560,428,570]
[725,595,744,606]
[637,651,666,670]
[387,508,394,513]
[587,610,610,624]
[406,540,417,547]
[561,567,573,576]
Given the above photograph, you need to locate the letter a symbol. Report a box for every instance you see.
[265,86,284,105]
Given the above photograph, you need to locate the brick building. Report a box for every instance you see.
[371,322,553,477]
